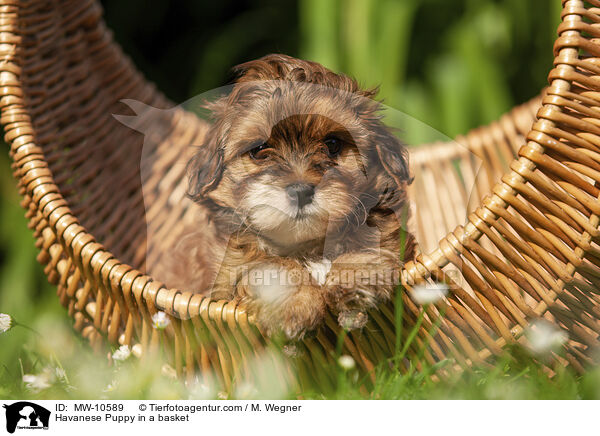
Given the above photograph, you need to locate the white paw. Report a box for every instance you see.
[246,263,300,304]
[305,258,332,286]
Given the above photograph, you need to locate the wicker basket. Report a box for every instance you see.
[3,0,600,388]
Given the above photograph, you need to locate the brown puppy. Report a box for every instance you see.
[182,54,415,339]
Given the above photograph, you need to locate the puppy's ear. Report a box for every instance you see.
[187,132,224,201]
[373,129,412,209]
[376,130,411,185]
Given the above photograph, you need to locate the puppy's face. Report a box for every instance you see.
[189,55,410,247]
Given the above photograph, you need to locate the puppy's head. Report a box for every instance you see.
[188,54,410,246]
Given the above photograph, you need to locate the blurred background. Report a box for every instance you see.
[0,0,561,396]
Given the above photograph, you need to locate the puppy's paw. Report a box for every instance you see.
[323,262,391,331]
[324,263,378,310]
[255,285,326,340]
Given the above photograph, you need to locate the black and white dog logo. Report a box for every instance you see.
[3,402,50,433]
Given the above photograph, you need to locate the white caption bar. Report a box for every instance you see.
[0,400,596,436]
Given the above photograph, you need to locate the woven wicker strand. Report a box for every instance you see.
[3,0,600,388]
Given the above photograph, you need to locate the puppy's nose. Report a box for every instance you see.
[286,183,315,209]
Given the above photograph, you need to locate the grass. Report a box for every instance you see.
[299,0,560,143]
[1,301,599,400]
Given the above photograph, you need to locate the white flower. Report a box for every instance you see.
[152,311,170,329]
[22,366,64,392]
[23,372,52,392]
[526,320,568,354]
[338,355,356,371]
[103,380,118,393]
[112,345,131,362]
[0,313,12,333]
[411,283,449,305]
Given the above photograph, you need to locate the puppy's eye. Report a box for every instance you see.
[249,143,271,160]
[324,136,343,157]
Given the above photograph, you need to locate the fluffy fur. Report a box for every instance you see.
[174,54,416,339]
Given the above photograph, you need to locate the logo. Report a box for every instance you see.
[2,402,50,433]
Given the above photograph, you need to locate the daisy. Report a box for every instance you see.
[152,311,170,330]
[526,320,568,354]
[411,283,449,305]
[112,345,131,362]
[338,355,356,371]
[23,372,52,392]
[0,313,12,333]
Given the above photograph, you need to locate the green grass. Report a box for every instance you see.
[299,0,560,143]
[1,303,598,400]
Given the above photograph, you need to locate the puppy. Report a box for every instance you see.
[180,54,416,339]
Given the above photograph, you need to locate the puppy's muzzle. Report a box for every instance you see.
[285,183,315,209]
